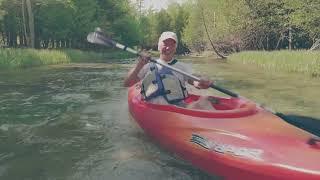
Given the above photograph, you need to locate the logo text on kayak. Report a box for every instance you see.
[190,134,263,160]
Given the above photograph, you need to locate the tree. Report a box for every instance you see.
[167,3,190,54]
[182,1,206,53]
[0,0,22,47]
[0,0,142,49]
[183,0,248,53]
[35,1,74,48]
[285,0,320,47]
[0,0,5,20]
[25,0,34,48]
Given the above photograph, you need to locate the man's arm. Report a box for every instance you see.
[123,64,144,87]
[123,54,150,87]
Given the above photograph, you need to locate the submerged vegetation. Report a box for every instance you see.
[229,51,320,77]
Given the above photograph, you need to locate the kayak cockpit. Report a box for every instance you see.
[138,93,260,118]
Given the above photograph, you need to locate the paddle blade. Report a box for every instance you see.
[87,31,116,47]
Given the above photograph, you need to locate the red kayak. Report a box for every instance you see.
[128,84,320,180]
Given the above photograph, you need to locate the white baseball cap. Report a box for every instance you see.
[159,31,178,42]
[158,31,178,50]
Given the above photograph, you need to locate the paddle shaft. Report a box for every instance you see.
[88,31,239,97]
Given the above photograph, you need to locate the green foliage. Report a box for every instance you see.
[182,1,205,52]
[155,10,173,36]
[0,0,319,57]
[138,15,153,48]
[167,3,190,54]
[0,0,5,20]
[0,0,140,49]
[111,16,141,46]
[286,0,320,40]
[137,3,191,53]
[180,0,320,52]
[35,1,74,40]
[183,0,249,52]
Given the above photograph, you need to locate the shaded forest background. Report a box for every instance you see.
[0,0,319,54]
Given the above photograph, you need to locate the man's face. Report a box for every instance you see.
[159,38,177,57]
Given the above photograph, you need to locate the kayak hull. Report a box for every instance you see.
[128,84,320,180]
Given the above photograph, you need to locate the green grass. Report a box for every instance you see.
[0,48,134,69]
[229,50,320,77]
[63,49,134,62]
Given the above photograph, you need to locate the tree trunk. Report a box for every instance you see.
[10,32,17,47]
[276,32,284,50]
[258,36,265,50]
[26,0,35,48]
[21,0,29,47]
[309,39,320,51]
[199,6,227,59]
[66,39,70,48]
[43,39,49,49]
[288,27,292,50]
[4,32,8,46]
[19,32,25,46]
[1,32,6,46]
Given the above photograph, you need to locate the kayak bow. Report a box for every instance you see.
[128,84,320,180]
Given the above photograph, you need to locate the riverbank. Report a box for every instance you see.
[1,49,319,78]
[0,48,135,69]
[229,50,320,77]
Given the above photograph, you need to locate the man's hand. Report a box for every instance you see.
[193,78,213,89]
[137,51,151,69]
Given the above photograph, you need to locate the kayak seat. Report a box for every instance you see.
[185,94,242,111]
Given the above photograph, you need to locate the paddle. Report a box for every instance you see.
[87,28,238,98]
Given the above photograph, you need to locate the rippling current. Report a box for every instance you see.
[0,63,216,180]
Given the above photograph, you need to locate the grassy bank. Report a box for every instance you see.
[229,51,320,77]
[0,48,134,69]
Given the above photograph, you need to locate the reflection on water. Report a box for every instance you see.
[0,64,215,180]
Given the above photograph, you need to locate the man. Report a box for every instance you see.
[124,31,214,109]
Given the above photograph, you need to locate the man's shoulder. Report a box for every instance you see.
[175,60,187,65]
[174,60,190,67]
[173,59,193,73]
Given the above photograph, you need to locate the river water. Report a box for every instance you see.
[1,58,319,180]
[0,62,215,180]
